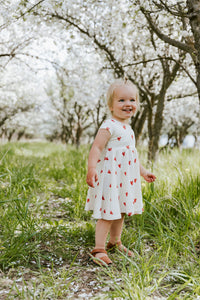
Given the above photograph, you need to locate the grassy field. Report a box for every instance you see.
[0,141,199,299]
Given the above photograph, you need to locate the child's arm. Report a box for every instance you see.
[86,129,111,188]
[140,163,156,183]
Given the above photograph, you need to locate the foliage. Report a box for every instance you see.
[32,0,199,160]
[0,0,199,158]
[0,142,199,299]
[45,70,107,146]
[138,0,200,103]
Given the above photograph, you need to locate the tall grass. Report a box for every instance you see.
[105,148,200,299]
[0,142,199,299]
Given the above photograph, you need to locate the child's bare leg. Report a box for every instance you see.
[109,213,125,244]
[94,219,112,259]
[108,213,134,256]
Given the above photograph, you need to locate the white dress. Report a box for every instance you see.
[85,118,143,220]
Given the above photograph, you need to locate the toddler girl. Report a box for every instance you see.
[85,79,156,266]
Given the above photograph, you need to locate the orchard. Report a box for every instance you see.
[0,1,200,299]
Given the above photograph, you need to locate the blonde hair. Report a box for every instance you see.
[106,78,140,111]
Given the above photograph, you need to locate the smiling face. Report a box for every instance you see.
[109,85,138,123]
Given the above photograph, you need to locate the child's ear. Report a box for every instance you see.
[109,105,113,112]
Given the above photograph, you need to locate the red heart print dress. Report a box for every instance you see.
[85,118,143,220]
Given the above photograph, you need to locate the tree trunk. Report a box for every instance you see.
[187,0,200,103]
[131,106,148,143]
[147,105,153,162]
[148,94,165,161]
[75,126,82,149]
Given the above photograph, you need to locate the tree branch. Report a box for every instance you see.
[140,6,194,54]
[0,53,15,58]
[48,13,125,78]
[152,0,187,17]
[167,91,198,101]
[0,0,46,31]
[18,0,45,19]
[17,52,69,75]
[50,13,89,36]
[122,56,196,85]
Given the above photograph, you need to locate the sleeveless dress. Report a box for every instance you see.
[85,118,143,220]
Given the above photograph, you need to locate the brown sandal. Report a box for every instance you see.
[89,249,112,266]
[107,241,134,257]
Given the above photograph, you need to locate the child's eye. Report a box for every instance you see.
[130,99,136,102]
[119,99,124,102]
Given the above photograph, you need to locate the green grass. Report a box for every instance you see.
[0,142,199,299]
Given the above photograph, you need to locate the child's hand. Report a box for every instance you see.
[142,171,156,183]
[86,167,98,188]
